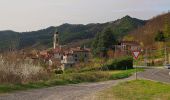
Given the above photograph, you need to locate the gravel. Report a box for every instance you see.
[1,68,169,100]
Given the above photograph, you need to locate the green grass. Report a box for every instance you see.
[96,80,170,100]
[0,69,143,93]
[0,80,68,93]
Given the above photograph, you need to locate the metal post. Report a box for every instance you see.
[144,48,148,67]
[135,60,137,80]
[165,46,167,65]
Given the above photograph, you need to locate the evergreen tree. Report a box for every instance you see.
[155,31,165,42]
[92,28,117,57]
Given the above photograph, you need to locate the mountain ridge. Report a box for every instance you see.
[0,15,146,51]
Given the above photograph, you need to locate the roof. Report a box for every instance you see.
[120,41,140,46]
[63,50,73,56]
[70,47,90,52]
[40,50,48,56]
[53,48,64,53]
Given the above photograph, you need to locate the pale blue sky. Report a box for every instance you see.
[0,0,170,32]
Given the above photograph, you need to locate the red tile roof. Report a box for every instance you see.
[71,47,90,52]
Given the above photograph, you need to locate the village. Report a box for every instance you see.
[3,27,169,78]
[19,29,142,73]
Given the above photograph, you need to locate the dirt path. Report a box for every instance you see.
[0,76,135,100]
[1,68,169,100]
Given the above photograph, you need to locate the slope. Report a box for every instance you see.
[124,12,170,48]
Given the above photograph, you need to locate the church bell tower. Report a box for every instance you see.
[53,29,59,49]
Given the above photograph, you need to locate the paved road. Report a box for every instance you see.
[0,76,134,100]
[0,68,169,100]
[138,68,170,83]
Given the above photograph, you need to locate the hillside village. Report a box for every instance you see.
[39,30,91,70]
[23,29,144,71]
[22,29,141,72]
[0,10,170,100]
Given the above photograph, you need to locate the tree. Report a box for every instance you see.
[155,31,165,42]
[163,16,170,39]
[92,28,117,57]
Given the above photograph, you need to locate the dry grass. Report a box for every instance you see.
[0,53,50,84]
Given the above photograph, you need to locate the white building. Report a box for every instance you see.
[61,53,75,67]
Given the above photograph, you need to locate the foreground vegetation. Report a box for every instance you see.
[0,53,50,84]
[96,80,170,100]
[0,69,142,93]
[0,55,140,93]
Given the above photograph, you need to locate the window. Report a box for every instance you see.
[61,56,63,60]
[74,54,77,57]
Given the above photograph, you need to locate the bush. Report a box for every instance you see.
[107,56,133,70]
[55,70,64,74]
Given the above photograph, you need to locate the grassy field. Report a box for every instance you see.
[96,80,170,100]
[0,69,143,93]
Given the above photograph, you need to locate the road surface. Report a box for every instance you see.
[138,68,170,83]
[0,68,170,100]
[0,76,134,100]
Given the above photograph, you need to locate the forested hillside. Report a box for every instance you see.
[0,15,145,51]
[0,31,19,51]
[124,12,170,48]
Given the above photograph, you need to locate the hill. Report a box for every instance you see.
[0,31,19,52]
[0,16,145,51]
[124,12,170,48]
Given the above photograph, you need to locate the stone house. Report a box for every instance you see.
[61,47,91,68]
[70,47,90,63]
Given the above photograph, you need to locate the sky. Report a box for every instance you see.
[0,0,170,32]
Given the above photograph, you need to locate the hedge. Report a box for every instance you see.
[106,56,133,70]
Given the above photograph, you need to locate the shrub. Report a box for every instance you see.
[107,56,133,70]
[54,70,64,74]
[109,70,135,79]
